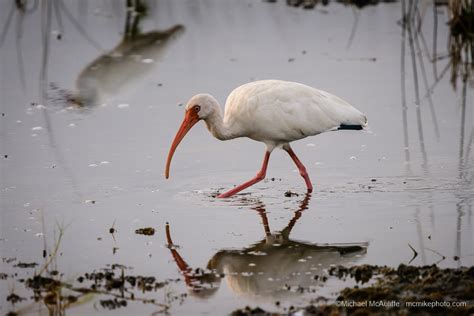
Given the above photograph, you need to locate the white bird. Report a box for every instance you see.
[165,80,367,198]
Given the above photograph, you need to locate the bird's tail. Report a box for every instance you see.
[337,124,363,130]
[337,114,368,131]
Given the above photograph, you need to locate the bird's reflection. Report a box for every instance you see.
[166,194,368,301]
[74,25,183,107]
[64,1,184,107]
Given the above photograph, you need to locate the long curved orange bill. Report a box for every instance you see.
[165,110,200,179]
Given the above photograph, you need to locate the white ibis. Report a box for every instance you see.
[165,80,367,198]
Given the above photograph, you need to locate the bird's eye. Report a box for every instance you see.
[193,105,201,112]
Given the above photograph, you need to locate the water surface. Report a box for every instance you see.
[1,0,473,315]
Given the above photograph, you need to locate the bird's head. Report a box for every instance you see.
[184,93,219,119]
[165,93,220,179]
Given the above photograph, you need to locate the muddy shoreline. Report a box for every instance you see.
[233,264,474,315]
[4,259,473,315]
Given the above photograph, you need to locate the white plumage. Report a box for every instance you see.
[224,80,367,148]
[165,80,367,198]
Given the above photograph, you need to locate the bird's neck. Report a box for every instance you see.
[204,108,237,141]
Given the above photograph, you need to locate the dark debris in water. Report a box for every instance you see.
[2,257,17,264]
[231,306,269,316]
[109,219,117,234]
[100,298,127,310]
[78,266,170,293]
[13,262,38,268]
[26,275,61,291]
[264,177,282,183]
[135,227,155,235]
[6,293,25,304]
[282,0,398,9]
[284,190,299,197]
[329,264,374,284]
[7,263,179,315]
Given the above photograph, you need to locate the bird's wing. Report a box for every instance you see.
[224,80,366,143]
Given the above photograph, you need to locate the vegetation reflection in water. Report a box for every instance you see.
[4,224,184,316]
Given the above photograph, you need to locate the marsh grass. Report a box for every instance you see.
[448,0,474,88]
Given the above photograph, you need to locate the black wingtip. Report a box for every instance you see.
[338,124,363,130]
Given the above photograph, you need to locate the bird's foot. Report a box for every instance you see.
[217,191,234,198]
[217,186,243,198]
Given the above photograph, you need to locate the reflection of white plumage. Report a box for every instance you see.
[166,80,367,198]
[212,241,367,301]
[166,195,368,301]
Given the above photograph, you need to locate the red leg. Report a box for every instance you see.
[284,146,313,193]
[253,203,272,236]
[217,151,271,198]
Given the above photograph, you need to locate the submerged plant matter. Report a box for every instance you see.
[4,228,181,316]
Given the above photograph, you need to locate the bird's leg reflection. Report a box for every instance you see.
[253,193,311,244]
[165,223,221,298]
[253,201,272,237]
[280,193,311,239]
[165,224,192,276]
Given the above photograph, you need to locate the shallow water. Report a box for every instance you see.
[1,0,473,315]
